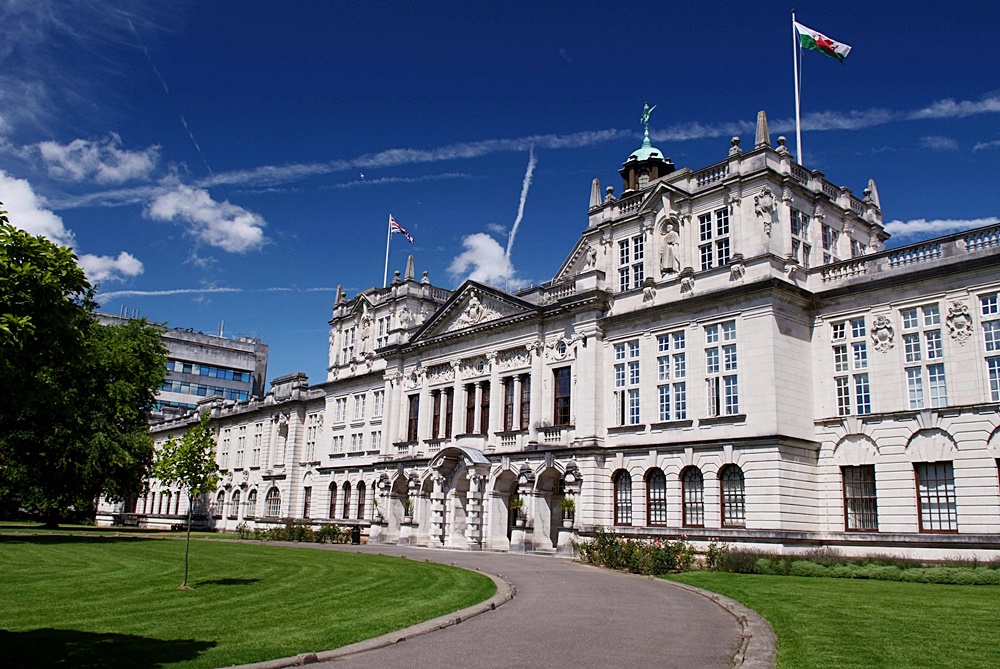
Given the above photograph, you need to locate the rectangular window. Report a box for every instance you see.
[842,465,878,531]
[370,430,382,451]
[353,394,366,420]
[699,244,713,271]
[235,426,246,469]
[907,367,925,409]
[699,213,712,241]
[822,224,840,264]
[989,357,1000,402]
[305,413,321,462]
[444,388,453,438]
[928,363,947,407]
[657,332,686,421]
[220,428,230,469]
[431,390,442,439]
[465,384,476,433]
[334,397,347,423]
[375,316,391,349]
[406,395,419,442]
[372,390,384,417]
[613,340,641,425]
[833,317,872,415]
[350,433,363,451]
[903,304,946,409]
[519,375,531,430]
[251,423,263,467]
[331,435,344,454]
[617,235,645,291]
[706,321,738,416]
[553,368,572,426]
[915,462,958,532]
[503,378,516,431]
[850,239,866,259]
[479,381,491,434]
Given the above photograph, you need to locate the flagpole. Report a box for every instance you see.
[792,9,803,166]
[383,214,392,288]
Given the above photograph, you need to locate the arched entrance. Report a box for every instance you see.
[427,446,490,550]
[533,467,565,550]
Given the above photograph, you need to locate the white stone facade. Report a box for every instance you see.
[99,113,1000,559]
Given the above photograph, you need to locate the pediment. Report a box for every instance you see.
[413,283,535,341]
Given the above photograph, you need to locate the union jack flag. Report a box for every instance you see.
[389,215,413,243]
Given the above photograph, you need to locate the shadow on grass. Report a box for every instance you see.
[0,534,158,545]
[194,577,261,587]
[0,628,216,668]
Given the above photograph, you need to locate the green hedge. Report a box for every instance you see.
[235,520,352,544]
[576,527,695,575]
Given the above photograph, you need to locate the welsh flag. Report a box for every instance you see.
[794,21,851,63]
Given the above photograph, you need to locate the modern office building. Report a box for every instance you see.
[97,313,268,422]
[99,111,1000,559]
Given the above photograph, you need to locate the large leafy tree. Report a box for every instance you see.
[0,209,167,524]
[153,412,220,589]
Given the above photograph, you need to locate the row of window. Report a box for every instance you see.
[161,380,249,402]
[612,465,746,527]
[166,360,253,383]
[842,462,962,533]
[612,320,738,426]
[834,294,1000,416]
[405,370,570,442]
[332,390,385,423]
[214,482,371,521]
[330,431,383,454]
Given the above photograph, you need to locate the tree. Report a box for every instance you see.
[0,210,167,524]
[153,411,220,589]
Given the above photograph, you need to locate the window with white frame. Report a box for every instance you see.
[305,413,321,461]
[613,340,641,425]
[251,422,263,467]
[657,331,687,421]
[981,293,1000,402]
[369,430,382,451]
[340,326,356,363]
[915,461,957,532]
[790,209,812,268]
[375,316,391,349]
[850,238,866,258]
[372,389,385,417]
[902,304,947,409]
[705,321,739,416]
[264,487,281,517]
[350,433,363,452]
[353,393,366,421]
[832,317,871,416]
[333,397,347,423]
[617,235,645,291]
[220,428,231,469]
[331,434,345,454]
[821,224,840,264]
[698,208,731,271]
[235,426,246,468]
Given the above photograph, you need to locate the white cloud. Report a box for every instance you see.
[908,93,1000,120]
[36,132,159,184]
[447,232,528,289]
[145,185,268,252]
[885,217,1000,238]
[974,139,1000,152]
[78,251,144,284]
[0,169,75,245]
[919,135,959,151]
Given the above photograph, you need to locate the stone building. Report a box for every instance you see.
[99,111,1000,559]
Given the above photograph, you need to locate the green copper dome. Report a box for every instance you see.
[629,133,664,161]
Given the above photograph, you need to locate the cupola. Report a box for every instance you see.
[619,102,674,192]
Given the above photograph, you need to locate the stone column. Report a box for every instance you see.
[473,382,484,434]
[513,375,523,432]
[487,352,500,446]
[465,471,486,550]
[528,341,543,442]
[430,474,447,547]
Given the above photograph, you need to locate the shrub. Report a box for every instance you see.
[315,524,350,544]
[790,560,830,578]
[705,542,763,574]
[576,527,695,575]
[234,522,252,540]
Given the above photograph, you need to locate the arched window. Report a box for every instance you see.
[215,490,226,517]
[246,490,257,517]
[613,470,632,525]
[329,483,338,518]
[342,482,352,519]
[230,489,241,518]
[265,487,281,517]
[162,491,172,515]
[646,468,667,526]
[719,464,746,527]
[681,467,704,527]
[356,481,367,520]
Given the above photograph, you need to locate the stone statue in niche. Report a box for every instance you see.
[586,246,598,269]
[660,223,681,275]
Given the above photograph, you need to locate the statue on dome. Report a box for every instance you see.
[640,102,657,132]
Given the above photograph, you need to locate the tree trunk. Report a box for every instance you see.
[181,493,193,590]
[42,509,60,530]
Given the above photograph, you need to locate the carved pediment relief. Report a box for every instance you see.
[424,288,526,336]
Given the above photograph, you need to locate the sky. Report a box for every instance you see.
[2,0,999,386]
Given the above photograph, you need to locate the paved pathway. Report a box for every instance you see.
[281,544,752,669]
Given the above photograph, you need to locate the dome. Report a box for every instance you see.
[628,135,663,162]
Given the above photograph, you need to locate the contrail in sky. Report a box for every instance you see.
[129,17,214,176]
[506,145,536,265]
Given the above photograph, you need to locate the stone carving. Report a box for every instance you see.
[679,268,695,294]
[729,253,746,281]
[660,223,681,275]
[783,256,798,278]
[586,245,598,269]
[426,363,454,384]
[446,291,514,333]
[871,315,895,353]
[517,462,535,486]
[498,347,530,371]
[460,356,489,378]
[946,301,974,344]
[643,283,656,302]
[754,185,776,236]
[729,136,742,156]
[398,306,413,328]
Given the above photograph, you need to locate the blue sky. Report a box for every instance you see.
[2,0,999,385]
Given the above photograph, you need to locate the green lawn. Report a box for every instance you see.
[667,572,1000,669]
[0,535,495,668]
